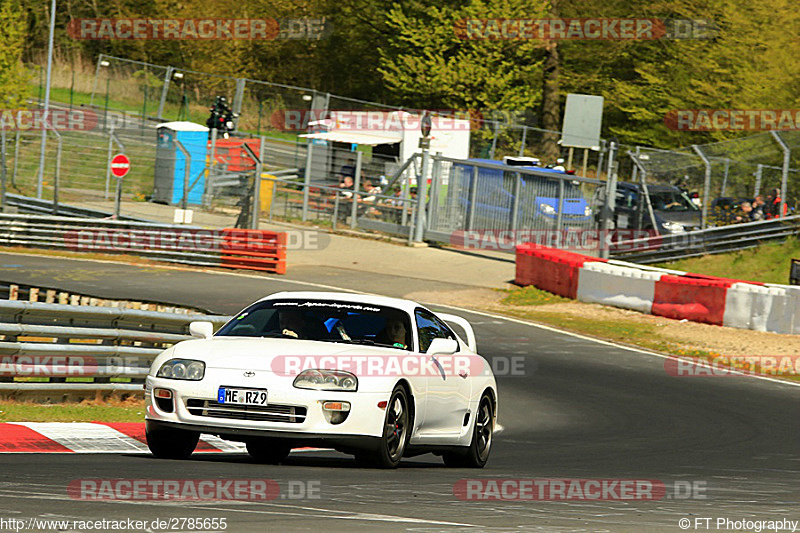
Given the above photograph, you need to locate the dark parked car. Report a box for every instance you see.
[591,182,702,234]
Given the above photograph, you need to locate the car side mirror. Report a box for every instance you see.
[189,321,214,339]
[426,338,458,356]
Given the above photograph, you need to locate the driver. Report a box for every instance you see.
[384,318,408,349]
[279,309,305,338]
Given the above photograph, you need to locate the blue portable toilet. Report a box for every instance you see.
[153,121,208,205]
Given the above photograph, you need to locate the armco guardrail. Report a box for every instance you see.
[516,244,800,334]
[609,215,800,264]
[0,300,230,394]
[0,213,287,274]
[5,193,148,222]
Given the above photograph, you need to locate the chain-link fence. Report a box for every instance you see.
[628,131,800,228]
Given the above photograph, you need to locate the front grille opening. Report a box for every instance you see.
[185,399,307,423]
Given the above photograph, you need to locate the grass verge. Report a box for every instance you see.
[0,398,145,422]
[652,237,800,285]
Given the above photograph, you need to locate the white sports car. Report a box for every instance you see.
[145,291,498,468]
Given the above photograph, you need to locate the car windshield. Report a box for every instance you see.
[215,299,413,349]
[649,190,699,211]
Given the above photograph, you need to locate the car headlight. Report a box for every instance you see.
[584,205,592,216]
[662,221,685,233]
[293,369,358,392]
[539,203,556,215]
[157,359,205,381]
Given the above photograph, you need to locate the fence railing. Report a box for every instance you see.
[0,300,229,393]
[0,213,288,274]
[609,215,800,264]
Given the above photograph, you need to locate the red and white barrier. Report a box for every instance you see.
[515,243,799,335]
[576,261,661,314]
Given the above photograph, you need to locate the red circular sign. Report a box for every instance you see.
[111,154,130,178]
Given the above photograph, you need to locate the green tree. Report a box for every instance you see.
[0,0,29,107]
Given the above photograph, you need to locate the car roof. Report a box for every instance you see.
[258,291,421,313]
[615,182,682,192]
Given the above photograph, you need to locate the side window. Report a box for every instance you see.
[415,309,456,352]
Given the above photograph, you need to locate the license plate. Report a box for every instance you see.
[217,387,268,406]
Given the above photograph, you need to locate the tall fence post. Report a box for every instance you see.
[556,178,565,232]
[467,165,478,231]
[51,129,62,215]
[242,141,262,230]
[232,78,246,132]
[413,150,430,242]
[770,131,790,218]
[302,142,313,221]
[0,118,6,209]
[428,153,442,230]
[692,145,712,229]
[754,164,763,197]
[11,115,21,187]
[157,66,175,120]
[174,140,191,211]
[510,172,521,232]
[720,157,730,197]
[350,150,363,229]
[518,126,528,157]
[599,140,618,243]
[105,126,115,200]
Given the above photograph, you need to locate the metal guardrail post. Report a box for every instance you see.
[770,131,790,218]
[350,150,363,229]
[692,145,712,229]
[174,140,191,210]
[302,143,313,221]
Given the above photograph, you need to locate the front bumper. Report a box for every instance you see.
[144,374,390,440]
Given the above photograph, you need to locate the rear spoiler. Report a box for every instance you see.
[437,312,477,352]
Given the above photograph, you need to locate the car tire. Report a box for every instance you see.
[246,439,292,464]
[145,424,199,460]
[358,385,412,469]
[443,393,493,468]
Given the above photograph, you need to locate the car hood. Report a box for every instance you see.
[170,337,408,371]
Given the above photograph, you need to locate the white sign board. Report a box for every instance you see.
[561,94,604,150]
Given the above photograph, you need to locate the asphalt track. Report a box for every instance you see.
[0,252,798,532]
